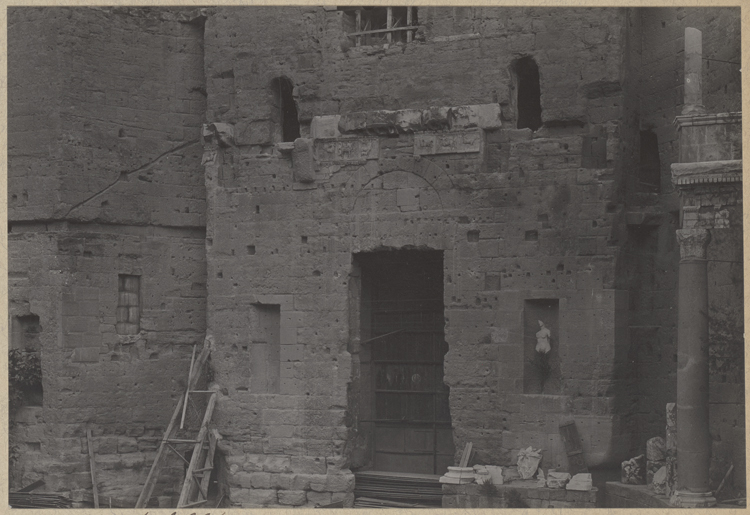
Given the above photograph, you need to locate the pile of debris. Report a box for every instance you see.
[439,442,593,492]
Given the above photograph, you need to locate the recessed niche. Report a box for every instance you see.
[523,299,561,394]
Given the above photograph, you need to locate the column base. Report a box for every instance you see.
[672,490,716,508]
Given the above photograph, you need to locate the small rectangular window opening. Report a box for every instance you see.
[117,275,140,335]
[341,7,418,47]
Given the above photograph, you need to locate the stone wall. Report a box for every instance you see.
[6,5,743,506]
[616,7,743,474]
[8,7,208,506]
[442,483,598,509]
[202,6,638,506]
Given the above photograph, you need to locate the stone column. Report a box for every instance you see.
[682,27,705,115]
[673,228,715,508]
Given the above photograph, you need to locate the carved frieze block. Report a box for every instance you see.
[314,137,379,164]
[414,129,483,156]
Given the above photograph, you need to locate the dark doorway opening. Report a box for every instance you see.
[356,249,454,475]
[513,56,543,131]
[271,77,300,142]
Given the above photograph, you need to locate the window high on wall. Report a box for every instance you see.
[512,56,543,131]
[340,7,418,46]
[271,77,300,143]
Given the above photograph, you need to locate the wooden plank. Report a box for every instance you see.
[559,421,584,453]
[177,392,218,507]
[135,337,213,509]
[348,26,419,37]
[180,344,197,429]
[458,442,473,467]
[18,479,45,493]
[559,421,588,474]
[135,392,186,508]
[406,7,413,43]
[86,429,99,509]
[386,6,393,44]
[198,429,219,501]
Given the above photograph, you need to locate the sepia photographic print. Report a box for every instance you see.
[6,5,745,510]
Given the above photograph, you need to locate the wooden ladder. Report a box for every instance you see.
[135,338,217,509]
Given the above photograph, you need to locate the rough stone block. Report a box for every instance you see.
[117,436,139,453]
[394,109,423,133]
[396,188,420,210]
[231,487,277,507]
[422,106,451,130]
[646,459,665,484]
[646,436,666,461]
[449,104,502,130]
[338,112,368,133]
[310,115,341,139]
[321,473,354,493]
[293,138,315,183]
[291,456,327,474]
[71,346,101,362]
[257,455,292,473]
[331,492,355,508]
[233,472,253,489]
[278,490,307,506]
[621,454,646,485]
[547,471,571,489]
[566,473,593,491]
[653,466,667,494]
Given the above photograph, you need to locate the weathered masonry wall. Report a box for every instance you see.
[8,7,208,506]
[620,6,744,491]
[7,6,743,507]
[203,6,636,507]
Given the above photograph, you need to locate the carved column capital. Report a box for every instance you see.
[676,228,711,260]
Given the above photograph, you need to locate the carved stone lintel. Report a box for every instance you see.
[675,228,710,260]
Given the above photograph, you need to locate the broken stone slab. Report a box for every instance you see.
[666,403,676,427]
[653,466,667,495]
[665,456,677,497]
[517,447,543,479]
[646,436,666,462]
[485,465,504,485]
[394,109,423,133]
[621,454,646,485]
[502,466,521,483]
[647,459,665,484]
[203,122,234,147]
[666,404,677,458]
[449,104,502,130]
[566,473,593,491]
[546,471,571,489]
[536,468,546,488]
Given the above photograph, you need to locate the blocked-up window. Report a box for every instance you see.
[117,275,140,335]
[340,7,418,46]
[250,304,280,393]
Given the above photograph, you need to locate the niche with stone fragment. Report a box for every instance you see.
[523,299,561,394]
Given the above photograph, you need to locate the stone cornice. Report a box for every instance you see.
[671,160,743,186]
[673,112,742,129]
